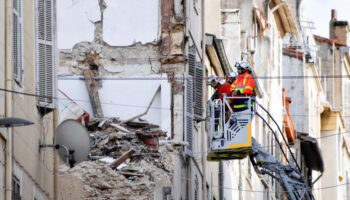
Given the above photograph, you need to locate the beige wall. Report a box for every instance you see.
[0,0,5,118]
[6,0,56,199]
[205,0,221,37]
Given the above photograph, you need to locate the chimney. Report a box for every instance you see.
[329,9,337,39]
[331,9,337,20]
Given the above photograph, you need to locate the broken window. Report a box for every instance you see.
[12,0,23,85]
[35,0,56,113]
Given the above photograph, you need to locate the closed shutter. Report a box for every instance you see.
[184,74,193,156]
[188,46,203,118]
[36,0,56,110]
[194,61,203,117]
[12,0,23,84]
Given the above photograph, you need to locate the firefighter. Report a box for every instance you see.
[226,71,237,85]
[208,75,232,100]
[231,61,255,111]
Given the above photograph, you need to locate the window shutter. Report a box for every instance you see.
[188,46,196,77]
[194,61,203,117]
[184,74,193,156]
[188,46,203,118]
[12,0,23,84]
[36,0,56,110]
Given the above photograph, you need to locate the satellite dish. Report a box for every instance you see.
[54,119,90,167]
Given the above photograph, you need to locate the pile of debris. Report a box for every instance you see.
[59,118,180,200]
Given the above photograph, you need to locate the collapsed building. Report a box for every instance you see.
[58,118,181,199]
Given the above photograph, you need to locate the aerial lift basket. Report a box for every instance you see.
[207,96,255,161]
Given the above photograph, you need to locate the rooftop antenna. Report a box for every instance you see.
[39,119,90,167]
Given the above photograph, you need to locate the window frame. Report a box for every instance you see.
[35,0,57,111]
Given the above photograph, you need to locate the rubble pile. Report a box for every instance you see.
[59,118,177,200]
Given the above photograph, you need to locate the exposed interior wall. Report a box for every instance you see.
[103,0,160,46]
[58,75,171,132]
[57,0,100,49]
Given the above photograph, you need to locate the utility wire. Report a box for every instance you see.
[3,87,350,118]
[57,74,350,80]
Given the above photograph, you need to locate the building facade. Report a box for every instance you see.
[0,0,57,199]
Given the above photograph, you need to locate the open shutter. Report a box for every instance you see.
[184,74,193,156]
[194,61,203,117]
[12,0,23,84]
[188,46,203,118]
[36,0,56,111]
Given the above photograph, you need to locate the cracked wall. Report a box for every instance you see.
[57,0,183,133]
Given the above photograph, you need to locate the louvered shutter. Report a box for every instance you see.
[188,46,203,118]
[184,74,193,156]
[36,0,56,110]
[12,0,23,84]
[194,61,203,117]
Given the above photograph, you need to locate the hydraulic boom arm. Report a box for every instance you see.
[249,138,314,200]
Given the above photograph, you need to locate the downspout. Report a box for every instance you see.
[201,0,207,199]
[53,111,59,200]
[219,161,223,200]
[5,0,13,199]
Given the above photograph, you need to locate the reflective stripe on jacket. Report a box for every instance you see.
[231,71,254,95]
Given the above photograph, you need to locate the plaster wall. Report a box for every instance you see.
[0,0,5,118]
[316,41,334,106]
[282,55,306,133]
[321,129,340,200]
[221,9,241,68]
[57,0,100,49]
[11,0,55,199]
[58,75,171,132]
[205,0,221,37]
[103,0,160,46]
[186,0,202,59]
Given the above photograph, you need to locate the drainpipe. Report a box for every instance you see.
[5,0,13,199]
[219,161,224,200]
[201,0,207,199]
[53,110,59,200]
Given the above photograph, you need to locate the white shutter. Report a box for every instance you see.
[188,46,203,118]
[194,61,203,117]
[12,0,23,84]
[184,74,193,156]
[36,0,56,110]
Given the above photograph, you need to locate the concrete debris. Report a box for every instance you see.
[59,118,176,200]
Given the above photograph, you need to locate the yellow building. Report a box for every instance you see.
[0,0,57,199]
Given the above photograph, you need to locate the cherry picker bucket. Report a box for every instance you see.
[207,96,255,161]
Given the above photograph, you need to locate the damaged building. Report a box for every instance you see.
[57,0,206,199]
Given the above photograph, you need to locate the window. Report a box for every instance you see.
[35,0,56,112]
[12,0,23,85]
[12,175,21,200]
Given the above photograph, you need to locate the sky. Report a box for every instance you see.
[305,0,350,38]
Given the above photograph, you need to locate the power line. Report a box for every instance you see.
[57,74,350,81]
[3,87,350,119]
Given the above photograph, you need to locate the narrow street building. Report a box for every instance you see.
[0,0,57,199]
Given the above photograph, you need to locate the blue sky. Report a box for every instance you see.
[305,0,350,38]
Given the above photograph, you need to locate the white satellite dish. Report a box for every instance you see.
[41,119,90,167]
[54,119,90,167]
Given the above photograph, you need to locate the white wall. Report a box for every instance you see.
[57,0,100,49]
[103,0,160,46]
[58,75,171,132]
